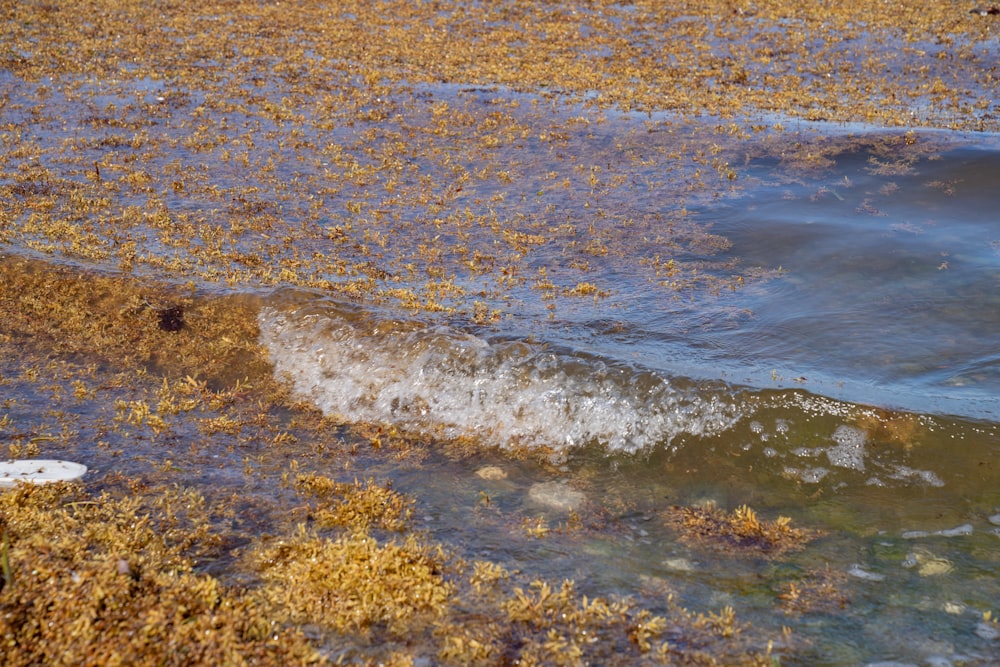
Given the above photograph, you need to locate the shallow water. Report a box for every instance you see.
[4,64,1000,664]
[252,121,1000,665]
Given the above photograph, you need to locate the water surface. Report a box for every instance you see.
[3,46,1000,666]
[254,121,1000,665]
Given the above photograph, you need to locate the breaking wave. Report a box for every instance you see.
[257,298,746,453]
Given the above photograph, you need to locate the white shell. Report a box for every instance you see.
[0,459,88,488]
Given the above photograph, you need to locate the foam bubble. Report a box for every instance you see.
[827,424,867,471]
[784,466,829,483]
[257,301,744,453]
[888,465,945,487]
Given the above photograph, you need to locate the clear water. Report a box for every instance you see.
[255,123,1000,665]
[3,68,1000,664]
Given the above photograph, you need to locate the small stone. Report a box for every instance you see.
[904,548,953,576]
[974,621,999,641]
[662,557,695,572]
[987,512,1000,526]
[935,523,973,537]
[918,558,952,577]
[902,530,930,539]
[528,481,584,512]
[848,564,885,581]
[903,524,972,539]
[924,657,954,667]
[475,465,507,480]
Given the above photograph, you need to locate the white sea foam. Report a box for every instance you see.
[827,424,867,471]
[257,301,744,453]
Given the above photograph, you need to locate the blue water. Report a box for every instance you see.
[403,127,1000,425]
[610,138,1000,421]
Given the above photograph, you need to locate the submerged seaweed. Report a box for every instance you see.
[664,503,817,558]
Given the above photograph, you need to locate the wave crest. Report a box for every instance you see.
[258,300,744,452]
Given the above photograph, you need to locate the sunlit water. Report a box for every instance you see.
[4,71,1000,664]
[257,125,1000,665]
[710,140,1000,420]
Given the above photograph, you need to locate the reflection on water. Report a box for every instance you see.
[711,141,1000,419]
